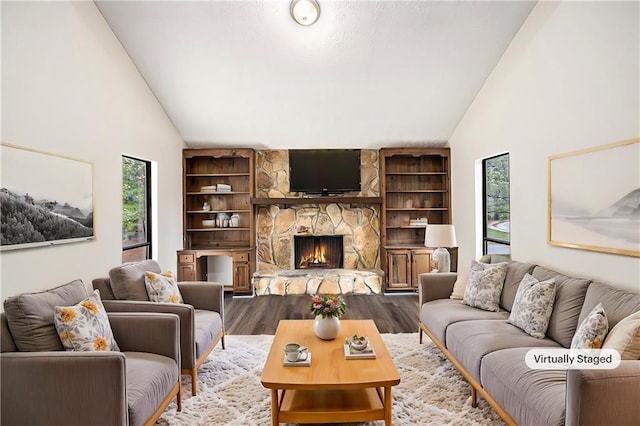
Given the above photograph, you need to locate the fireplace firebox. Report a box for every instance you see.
[294,235,344,269]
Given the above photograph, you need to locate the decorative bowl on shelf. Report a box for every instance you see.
[202,219,216,227]
[348,334,369,351]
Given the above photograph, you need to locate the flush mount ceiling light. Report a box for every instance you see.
[290,0,320,26]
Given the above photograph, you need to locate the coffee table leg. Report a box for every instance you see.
[271,389,279,426]
[384,386,392,425]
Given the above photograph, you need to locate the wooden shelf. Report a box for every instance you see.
[187,227,250,232]
[187,191,250,195]
[186,173,250,177]
[252,197,382,206]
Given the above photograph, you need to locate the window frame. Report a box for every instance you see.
[482,153,511,256]
[121,155,152,261]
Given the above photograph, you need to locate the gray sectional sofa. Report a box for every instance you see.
[418,256,640,426]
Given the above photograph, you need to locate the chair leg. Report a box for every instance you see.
[191,370,197,396]
[221,330,226,350]
[177,382,182,412]
[419,327,423,344]
[471,386,477,408]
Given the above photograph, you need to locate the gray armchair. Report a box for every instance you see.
[1,280,181,426]
[92,259,225,395]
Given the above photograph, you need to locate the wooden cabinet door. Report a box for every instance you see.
[233,262,251,293]
[411,249,431,288]
[178,264,196,282]
[386,250,411,290]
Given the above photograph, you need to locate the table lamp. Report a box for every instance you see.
[425,224,457,273]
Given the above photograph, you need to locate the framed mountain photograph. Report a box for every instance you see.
[548,138,639,257]
[1,143,95,251]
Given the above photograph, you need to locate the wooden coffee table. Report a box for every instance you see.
[261,319,400,425]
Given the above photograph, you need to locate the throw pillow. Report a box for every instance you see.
[507,274,556,338]
[602,311,640,360]
[571,303,609,349]
[462,261,508,312]
[54,289,120,351]
[450,267,469,300]
[144,271,183,304]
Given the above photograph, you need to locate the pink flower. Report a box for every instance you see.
[314,303,322,309]
[324,307,330,313]
[312,296,321,303]
[327,299,335,306]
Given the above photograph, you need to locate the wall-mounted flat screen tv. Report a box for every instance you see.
[289,149,361,195]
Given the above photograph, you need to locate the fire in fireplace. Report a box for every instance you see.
[294,235,344,269]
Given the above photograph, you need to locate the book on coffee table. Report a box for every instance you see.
[343,344,376,359]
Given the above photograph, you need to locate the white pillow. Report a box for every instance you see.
[54,289,120,352]
[507,274,556,338]
[450,267,468,300]
[144,271,183,304]
[602,311,640,360]
[571,303,608,349]
[462,261,508,312]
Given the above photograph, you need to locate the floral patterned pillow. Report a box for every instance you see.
[144,271,183,304]
[462,261,508,312]
[54,289,120,351]
[507,274,556,338]
[571,303,609,349]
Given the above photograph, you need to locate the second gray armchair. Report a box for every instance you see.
[93,259,225,395]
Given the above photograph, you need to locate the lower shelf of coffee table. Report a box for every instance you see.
[279,388,384,424]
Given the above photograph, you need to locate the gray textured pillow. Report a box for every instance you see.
[462,261,508,312]
[3,279,88,351]
[507,274,556,338]
[571,303,609,349]
[108,260,161,301]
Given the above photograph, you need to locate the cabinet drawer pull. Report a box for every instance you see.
[233,253,249,262]
[179,254,194,263]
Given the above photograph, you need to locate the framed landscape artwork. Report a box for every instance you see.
[548,138,639,257]
[1,143,95,251]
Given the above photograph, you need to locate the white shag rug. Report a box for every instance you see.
[156,333,505,426]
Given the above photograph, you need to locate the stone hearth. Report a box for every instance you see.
[253,268,383,296]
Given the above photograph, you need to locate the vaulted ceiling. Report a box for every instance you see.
[96,0,536,149]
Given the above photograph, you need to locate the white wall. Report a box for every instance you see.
[449,1,640,291]
[1,1,185,301]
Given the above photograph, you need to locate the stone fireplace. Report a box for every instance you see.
[294,235,344,269]
[251,150,384,295]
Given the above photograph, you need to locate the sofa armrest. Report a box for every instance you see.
[565,360,640,426]
[178,281,225,325]
[1,351,127,426]
[418,272,457,305]
[108,312,180,364]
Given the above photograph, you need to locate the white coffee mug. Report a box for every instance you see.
[284,343,308,362]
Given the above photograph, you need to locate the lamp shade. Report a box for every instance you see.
[425,224,457,248]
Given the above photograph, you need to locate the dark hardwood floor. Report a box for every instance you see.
[224,293,420,335]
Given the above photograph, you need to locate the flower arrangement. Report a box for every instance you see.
[309,294,346,318]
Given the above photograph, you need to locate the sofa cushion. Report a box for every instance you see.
[420,299,509,344]
[54,289,120,352]
[3,279,88,352]
[500,261,536,312]
[109,260,161,301]
[462,261,508,312]
[446,320,561,382]
[144,271,183,304]
[571,303,608,349]
[507,274,556,338]
[578,280,640,330]
[603,311,640,360]
[125,351,180,426]
[481,347,566,426]
[194,309,223,358]
[532,266,592,348]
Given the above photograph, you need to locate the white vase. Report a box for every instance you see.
[313,315,340,340]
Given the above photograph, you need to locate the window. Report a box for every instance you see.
[122,156,151,262]
[483,153,510,255]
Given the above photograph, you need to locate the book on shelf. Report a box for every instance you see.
[343,344,376,359]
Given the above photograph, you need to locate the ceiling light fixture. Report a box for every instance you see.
[290,0,320,26]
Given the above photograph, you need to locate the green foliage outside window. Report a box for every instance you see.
[485,154,510,244]
[122,157,148,245]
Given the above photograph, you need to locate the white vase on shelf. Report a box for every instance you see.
[313,315,340,340]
